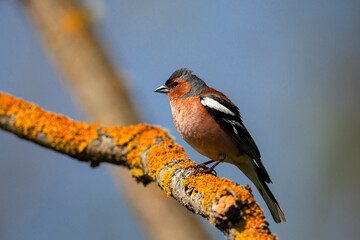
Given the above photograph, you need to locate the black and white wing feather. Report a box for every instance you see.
[199,94,272,183]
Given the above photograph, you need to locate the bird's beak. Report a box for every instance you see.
[154,85,170,94]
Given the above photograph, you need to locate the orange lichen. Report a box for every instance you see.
[161,168,173,196]
[103,124,184,183]
[0,93,35,116]
[130,168,145,181]
[103,125,172,170]
[102,124,191,185]
[102,125,149,146]
[0,93,100,154]
[125,126,165,167]
[182,173,275,239]
[235,214,277,240]
[182,174,253,214]
[233,202,277,240]
[160,160,192,196]
[147,144,189,180]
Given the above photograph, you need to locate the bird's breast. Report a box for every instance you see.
[170,97,241,160]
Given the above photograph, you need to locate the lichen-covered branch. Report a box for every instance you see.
[0,92,278,240]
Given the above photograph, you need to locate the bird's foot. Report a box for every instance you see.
[186,164,217,176]
[185,163,207,170]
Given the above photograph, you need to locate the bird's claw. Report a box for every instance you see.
[187,165,217,176]
[185,163,208,170]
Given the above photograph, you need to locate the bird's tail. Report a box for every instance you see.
[236,162,286,223]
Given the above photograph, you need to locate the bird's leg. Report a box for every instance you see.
[190,154,226,176]
[187,159,215,170]
[207,154,226,174]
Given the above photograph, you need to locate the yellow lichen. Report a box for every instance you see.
[0,93,100,154]
[103,125,171,168]
[182,174,253,214]
[182,173,276,239]
[161,167,173,196]
[235,216,277,240]
[102,123,191,190]
[0,93,34,116]
[104,124,184,184]
[130,168,145,181]
[181,172,275,239]
[235,202,277,240]
[147,144,189,180]
[102,125,149,146]
[160,161,192,196]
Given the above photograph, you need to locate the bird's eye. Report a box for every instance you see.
[171,82,179,88]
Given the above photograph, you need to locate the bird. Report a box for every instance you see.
[154,68,286,223]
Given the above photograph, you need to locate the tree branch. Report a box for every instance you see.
[0,92,278,240]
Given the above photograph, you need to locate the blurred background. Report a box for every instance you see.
[1,0,360,239]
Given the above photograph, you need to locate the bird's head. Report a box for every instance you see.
[154,68,208,100]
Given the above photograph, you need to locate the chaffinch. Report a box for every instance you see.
[155,68,286,223]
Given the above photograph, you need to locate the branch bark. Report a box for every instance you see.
[0,92,278,240]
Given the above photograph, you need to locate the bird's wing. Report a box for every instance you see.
[199,93,272,183]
